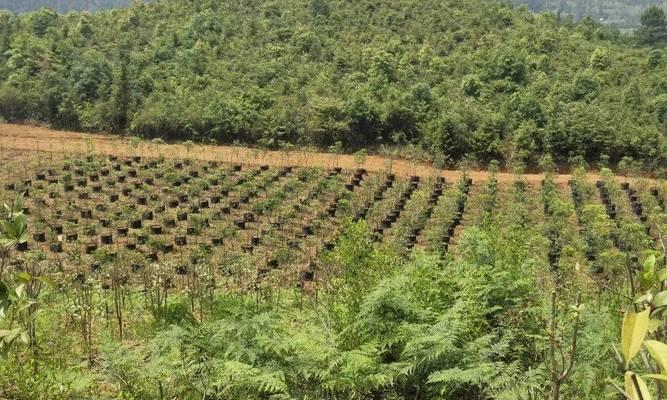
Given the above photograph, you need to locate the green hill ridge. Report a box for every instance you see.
[0,0,666,171]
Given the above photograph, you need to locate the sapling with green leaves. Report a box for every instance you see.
[0,197,29,280]
[598,154,611,171]
[279,141,295,167]
[85,137,94,157]
[569,155,588,171]
[15,251,52,375]
[70,273,96,366]
[183,140,194,161]
[151,138,166,159]
[128,136,142,157]
[96,249,127,340]
[619,156,637,183]
[111,137,119,156]
[353,148,368,171]
[650,213,667,261]
[537,154,558,180]
[146,261,172,318]
[329,141,343,169]
[548,290,582,400]
[611,254,667,400]
[199,143,205,160]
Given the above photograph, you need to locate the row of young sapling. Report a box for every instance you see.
[251,167,354,291]
[482,169,544,237]
[380,176,447,251]
[445,167,538,254]
[568,170,655,276]
[7,159,290,257]
[417,175,472,255]
[419,179,466,252]
[542,176,574,271]
[600,171,658,252]
[305,168,473,274]
[618,180,666,263]
[245,164,458,299]
[509,175,534,228]
[341,167,473,256]
[259,167,431,298]
[3,153,464,306]
[286,168,384,294]
[0,156,399,346]
[262,164,477,265]
[621,181,665,235]
[0,156,370,296]
[542,171,604,278]
[318,169,399,248]
[479,166,500,223]
[369,176,420,240]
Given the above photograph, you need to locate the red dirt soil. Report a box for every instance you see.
[0,123,645,184]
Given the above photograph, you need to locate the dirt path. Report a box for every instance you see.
[0,123,644,185]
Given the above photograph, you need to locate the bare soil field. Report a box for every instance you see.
[0,122,623,184]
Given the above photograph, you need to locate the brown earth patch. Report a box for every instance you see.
[0,123,655,185]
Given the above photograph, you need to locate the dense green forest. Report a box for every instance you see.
[515,0,667,28]
[0,0,666,171]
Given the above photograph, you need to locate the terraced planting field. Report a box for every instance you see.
[0,152,466,293]
[2,148,665,294]
[0,134,666,398]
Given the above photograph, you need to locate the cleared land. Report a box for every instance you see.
[1,123,573,184]
[1,122,664,281]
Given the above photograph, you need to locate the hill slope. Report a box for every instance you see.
[0,0,665,171]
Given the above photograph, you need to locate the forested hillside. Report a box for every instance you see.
[0,0,133,13]
[515,0,666,28]
[0,0,666,171]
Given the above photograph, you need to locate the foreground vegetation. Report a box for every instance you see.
[0,142,665,398]
[0,0,666,170]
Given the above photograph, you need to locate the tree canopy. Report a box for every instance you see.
[0,0,666,170]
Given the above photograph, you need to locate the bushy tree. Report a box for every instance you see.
[655,94,667,125]
[27,7,58,37]
[507,92,545,127]
[425,112,468,161]
[638,5,667,45]
[572,71,599,101]
[462,74,482,97]
[589,47,611,70]
[648,49,662,68]
[71,49,113,102]
[344,94,381,147]
[310,0,331,17]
